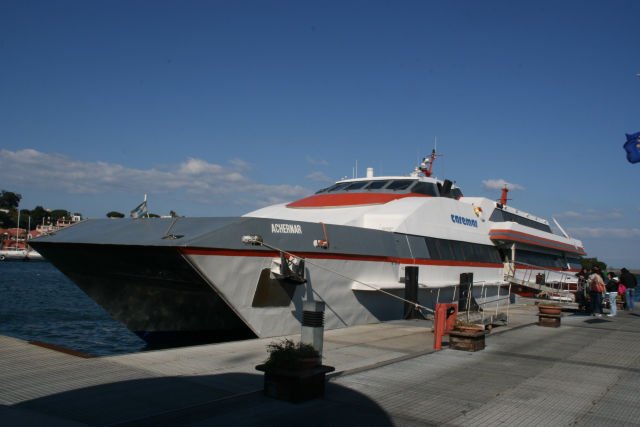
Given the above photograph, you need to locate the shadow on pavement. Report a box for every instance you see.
[15,373,394,426]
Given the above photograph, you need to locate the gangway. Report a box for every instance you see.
[504,262,576,303]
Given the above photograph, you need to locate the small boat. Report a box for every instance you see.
[0,248,28,261]
[0,247,45,262]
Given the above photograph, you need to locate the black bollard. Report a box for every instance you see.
[458,272,474,312]
[404,266,419,319]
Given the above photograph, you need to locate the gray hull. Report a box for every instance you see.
[31,216,504,346]
[29,217,398,345]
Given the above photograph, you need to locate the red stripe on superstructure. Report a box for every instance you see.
[489,229,586,255]
[286,192,429,208]
[180,247,502,269]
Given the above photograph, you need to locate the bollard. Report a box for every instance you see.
[404,266,419,319]
[301,301,325,357]
[458,272,474,311]
[433,303,458,350]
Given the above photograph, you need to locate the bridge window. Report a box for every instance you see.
[344,182,368,190]
[386,180,414,191]
[365,180,390,190]
[411,182,438,196]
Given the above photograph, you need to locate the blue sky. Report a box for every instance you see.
[1,1,639,268]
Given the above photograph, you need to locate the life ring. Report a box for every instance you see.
[0,255,5,261]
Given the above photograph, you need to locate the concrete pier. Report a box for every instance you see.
[1,304,640,426]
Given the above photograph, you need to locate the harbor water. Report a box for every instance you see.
[0,261,145,356]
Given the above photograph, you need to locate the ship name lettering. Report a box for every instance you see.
[271,223,303,234]
[450,214,478,228]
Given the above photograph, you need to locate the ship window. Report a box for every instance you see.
[411,182,438,196]
[489,209,552,233]
[516,250,564,269]
[435,239,454,260]
[365,180,390,190]
[451,241,465,261]
[460,242,475,261]
[344,181,368,191]
[386,180,414,191]
[451,188,464,199]
[324,182,351,193]
[472,245,488,262]
[425,236,501,263]
[425,238,439,259]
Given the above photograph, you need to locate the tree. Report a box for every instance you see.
[50,209,71,221]
[29,206,50,229]
[0,190,21,228]
[0,190,21,210]
[0,210,13,228]
[106,211,125,218]
[581,258,607,272]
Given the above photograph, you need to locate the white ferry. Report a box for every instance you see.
[31,152,585,345]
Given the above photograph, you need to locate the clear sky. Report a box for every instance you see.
[1,1,639,268]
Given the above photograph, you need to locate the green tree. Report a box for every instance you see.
[0,210,13,228]
[0,190,21,228]
[0,190,21,210]
[29,206,50,230]
[106,211,125,218]
[581,257,607,272]
[50,209,72,221]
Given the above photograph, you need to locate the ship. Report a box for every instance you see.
[30,151,586,346]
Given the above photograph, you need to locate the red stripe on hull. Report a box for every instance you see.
[180,247,502,269]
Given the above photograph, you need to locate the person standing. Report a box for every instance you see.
[588,267,605,317]
[605,272,619,317]
[575,267,590,313]
[619,268,638,311]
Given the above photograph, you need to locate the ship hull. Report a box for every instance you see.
[31,216,507,345]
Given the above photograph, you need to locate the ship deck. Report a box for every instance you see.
[1,303,640,426]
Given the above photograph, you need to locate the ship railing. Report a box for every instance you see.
[427,280,511,327]
[505,262,576,302]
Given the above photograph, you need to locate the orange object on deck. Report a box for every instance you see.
[433,303,458,350]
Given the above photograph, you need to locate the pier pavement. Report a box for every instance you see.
[1,304,640,426]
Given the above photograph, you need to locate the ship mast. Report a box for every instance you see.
[419,149,438,177]
[499,185,510,206]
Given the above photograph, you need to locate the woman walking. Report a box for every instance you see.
[588,266,605,317]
